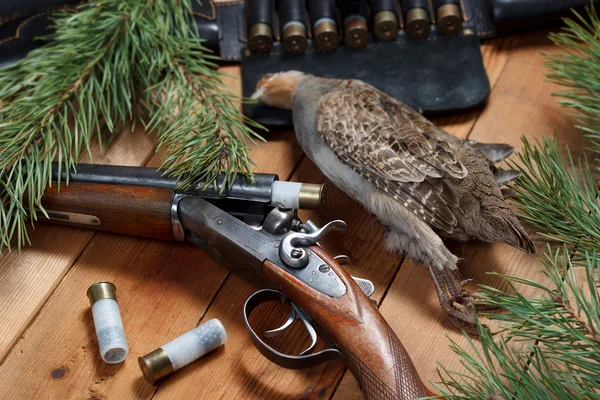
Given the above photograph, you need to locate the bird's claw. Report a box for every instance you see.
[443,294,481,336]
[461,290,502,312]
[430,266,488,336]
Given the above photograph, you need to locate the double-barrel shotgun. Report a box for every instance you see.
[37,163,434,399]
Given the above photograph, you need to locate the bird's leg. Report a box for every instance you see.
[429,265,479,335]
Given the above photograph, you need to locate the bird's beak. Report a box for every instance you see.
[251,87,265,101]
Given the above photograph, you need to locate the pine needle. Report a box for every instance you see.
[0,0,263,251]
[507,136,600,264]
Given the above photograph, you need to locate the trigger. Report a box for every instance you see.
[263,308,297,338]
[298,314,318,356]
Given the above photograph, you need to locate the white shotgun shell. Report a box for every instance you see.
[271,181,324,209]
[138,318,227,384]
[87,282,129,364]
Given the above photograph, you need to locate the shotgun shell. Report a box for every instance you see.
[374,10,399,41]
[282,22,307,54]
[344,16,369,48]
[87,282,129,364]
[405,8,431,39]
[138,319,228,384]
[249,23,274,54]
[271,181,325,209]
[436,4,462,36]
[313,18,339,52]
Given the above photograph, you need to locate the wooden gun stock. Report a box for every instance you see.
[263,246,432,399]
[40,182,176,241]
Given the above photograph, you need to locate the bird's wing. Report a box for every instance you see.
[316,83,467,233]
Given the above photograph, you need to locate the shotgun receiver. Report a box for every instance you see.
[39,164,430,399]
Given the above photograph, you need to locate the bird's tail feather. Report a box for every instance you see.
[467,141,515,164]
[506,218,536,254]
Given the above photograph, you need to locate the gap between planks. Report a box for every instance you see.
[0,64,306,399]
[0,125,163,366]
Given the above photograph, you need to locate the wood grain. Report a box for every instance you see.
[0,124,157,362]
[0,62,306,399]
[168,37,520,398]
[0,234,229,399]
[41,183,176,241]
[263,247,428,399]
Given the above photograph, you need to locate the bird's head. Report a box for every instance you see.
[251,70,305,110]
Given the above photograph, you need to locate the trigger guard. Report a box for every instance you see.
[243,289,344,369]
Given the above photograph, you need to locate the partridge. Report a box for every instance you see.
[252,71,535,332]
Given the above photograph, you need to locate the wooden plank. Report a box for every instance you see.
[0,29,574,400]
[0,236,229,400]
[146,158,402,400]
[0,65,254,362]
[332,31,585,399]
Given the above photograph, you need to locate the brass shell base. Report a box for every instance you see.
[138,348,174,385]
[314,20,339,52]
[405,8,431,40]
[248,23,273,54]
[436,4,462,36]
[374,11,398,41]
[344,18,369,49]
[87,281,117,306]
[283,23,307,54]
[299,184,325,209]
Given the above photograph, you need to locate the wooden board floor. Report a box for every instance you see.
[0,28,584,399]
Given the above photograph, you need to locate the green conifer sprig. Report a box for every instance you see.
[431,6,600,399]
[433,247,600,400]
[507,137,600,263]
[0,0,263,251]
[544,5,600,156]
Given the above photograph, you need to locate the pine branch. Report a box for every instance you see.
[507,136,600,263]
[545,5,600,157]
[0,0,263,251]
[431,7,600,399]
[432,248,600,400]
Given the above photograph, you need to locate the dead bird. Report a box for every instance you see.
[252,71,535,333]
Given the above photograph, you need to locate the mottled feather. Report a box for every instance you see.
[316,83,468,233]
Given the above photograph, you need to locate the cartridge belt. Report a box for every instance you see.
[2,0,599,127]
